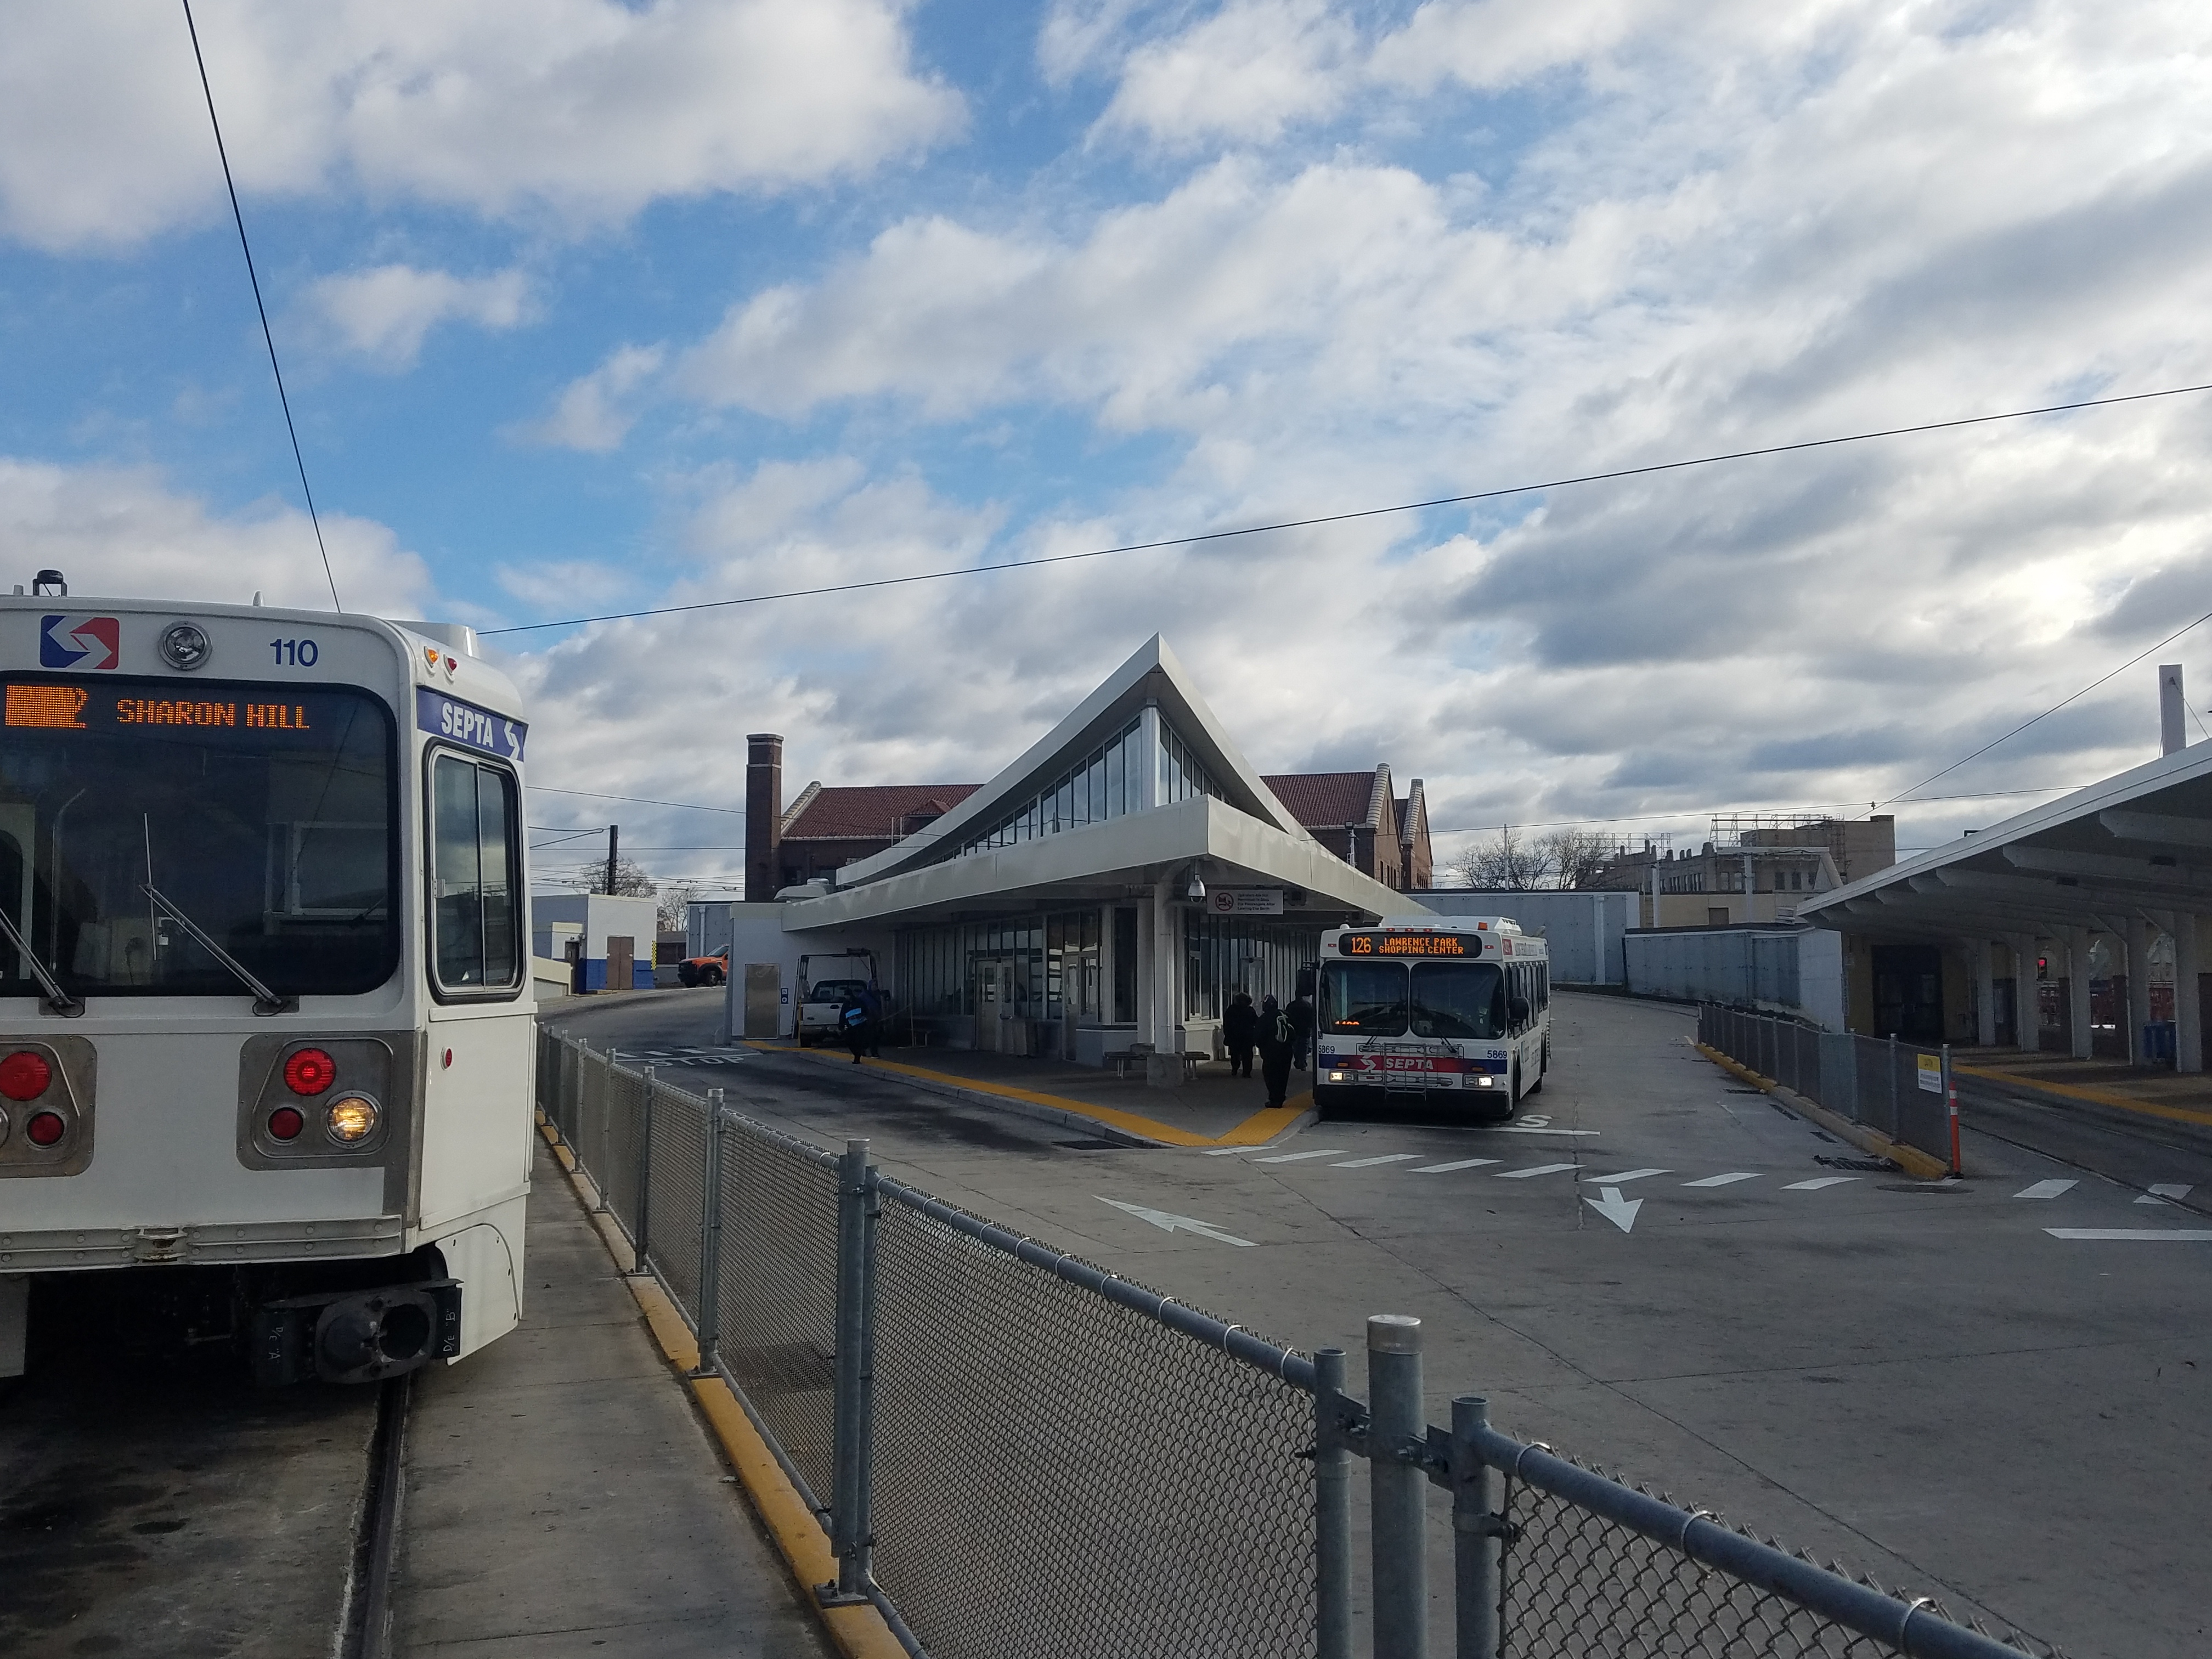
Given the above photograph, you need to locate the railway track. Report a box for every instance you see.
[0,1274,413,1658]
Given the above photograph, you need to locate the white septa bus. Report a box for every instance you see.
[1313,916,1551,1117]
[0,585,534,1385]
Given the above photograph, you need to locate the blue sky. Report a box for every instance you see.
[5,1,2212,893]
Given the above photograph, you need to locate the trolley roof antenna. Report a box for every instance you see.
[179,0,342,613]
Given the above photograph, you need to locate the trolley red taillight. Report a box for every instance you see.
[283,1048,337,1096]
[0,1050,52,1101]
[267,1105,306,1141]
[24,1110,65,1147]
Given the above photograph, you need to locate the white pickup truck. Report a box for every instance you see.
[795,950,880,1046]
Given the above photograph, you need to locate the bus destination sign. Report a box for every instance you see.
[1335,930,1476,958]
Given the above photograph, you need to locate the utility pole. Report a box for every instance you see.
[606,825,619,895]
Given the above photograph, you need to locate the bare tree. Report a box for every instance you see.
[1455,826,1550,890]
[1538,829,1618,889]
[544,854,658,898]
[657,879,701,934]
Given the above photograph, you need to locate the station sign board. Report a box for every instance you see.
[1206,888,1284,916]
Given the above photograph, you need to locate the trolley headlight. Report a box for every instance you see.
[325,1094,380,1145]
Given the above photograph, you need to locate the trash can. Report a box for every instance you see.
[2143,1020,2177,1064]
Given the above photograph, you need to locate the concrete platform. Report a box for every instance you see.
[754,1038,1313,1147]
[1952,1046,2212,1128]
[390,1143,831,1658]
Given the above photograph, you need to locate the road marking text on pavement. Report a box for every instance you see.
[2015,1180,2079,1200]
[1585,1186,1641,1233]
[1414,1158,1503,1173]
[2045,1228,2212,1242]
[1582,1169,1669,1184]
[2137,1183,2194,1205]
[1683,1172,1760,1188]
[1096,1197,1256,1247]
[1333,1153,1424,1169]
[1784,1176,1859,1191]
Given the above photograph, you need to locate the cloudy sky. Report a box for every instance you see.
[5,0,2210,890]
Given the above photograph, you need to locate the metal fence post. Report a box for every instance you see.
[1314,1348,1353,1659]
[1369,1314,1427,1659]
[693,1088,726,1376]
[823,1138,877,1604]
[1942,1042,1961,1175]
[1452,1396,1500,1659]
[633,1064,656,1271]
[1887,1033,1900,1137]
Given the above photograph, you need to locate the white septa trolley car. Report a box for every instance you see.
[0,581,534,1385]
[1313,915,1551,1118]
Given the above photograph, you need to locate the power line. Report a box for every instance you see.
[1427,784,2086,840]
[1877,607,2212,808]
[528,784,746,815]
[180,0,341,613]
[479,380,2212,637]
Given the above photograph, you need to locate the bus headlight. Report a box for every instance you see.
[325,1094,380,1144]
[1327,1070,1346,1082]
[1475,1076,1493,1088]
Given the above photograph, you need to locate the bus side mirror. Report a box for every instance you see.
[1509,997,1531,1024]
[1295,965,1316,999]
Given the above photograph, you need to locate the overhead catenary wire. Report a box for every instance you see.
[478,380,2212,637]
[180,0,342,613]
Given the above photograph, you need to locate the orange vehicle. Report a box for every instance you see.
[676,945,729,988]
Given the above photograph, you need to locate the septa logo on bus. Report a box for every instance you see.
[40,615,120,671]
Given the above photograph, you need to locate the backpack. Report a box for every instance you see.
[1265,1009,1293,1046]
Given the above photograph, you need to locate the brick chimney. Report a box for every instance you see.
[745,733,782,901]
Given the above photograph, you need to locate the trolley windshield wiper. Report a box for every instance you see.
[140,884,297,1016]
[0,905,83,1018]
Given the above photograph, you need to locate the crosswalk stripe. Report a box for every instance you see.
[1333,1153,1425,1169]
[1494,1163,1578,1180]
[2015,1179,2079,1200]
[1254,1148,1349,1164]
[1412,1158,1503,1173]
[1581,1169,1668,1184]
[1783,1176,1858,1192]
[1683,1172,1759,1188]
[2136,1183,2194,1205]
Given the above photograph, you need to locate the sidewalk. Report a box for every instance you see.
[390,1141,833,1658]
[752,1040,1313,1148]
[1951,1047,2212,1131]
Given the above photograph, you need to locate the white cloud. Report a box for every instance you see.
[308,264,535,368]
[0,0,964,252]
[0,456,437,616]
[1093,0,1359,146]
[515,345,667,452]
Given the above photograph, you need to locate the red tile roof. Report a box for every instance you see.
[1263,771,1381,828]
[783,783,979,842]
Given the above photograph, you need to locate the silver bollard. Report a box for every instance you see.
[1314,1348,1353,1659]
[1453,1396,1499,1659]
[1369,1313,1427,1659]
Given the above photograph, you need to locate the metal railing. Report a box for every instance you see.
[1697,1005,1961,1172]
[535,1029,2049,1657]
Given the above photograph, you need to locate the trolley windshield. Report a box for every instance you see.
[1321,959,1507,1039]
[0,676,398,998]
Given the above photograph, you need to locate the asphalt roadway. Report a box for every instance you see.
[549,988,2211,1659]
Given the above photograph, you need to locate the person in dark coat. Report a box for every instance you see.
[1222,991,1258,1078]
[1255,994,1294,1108]
[858,984,884,1057]
[1287,990,1315,1072]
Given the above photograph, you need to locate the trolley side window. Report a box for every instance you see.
[1320,961,1408,1034]
[431,754,520,993]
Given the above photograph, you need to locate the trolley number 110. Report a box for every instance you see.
[269,637,320,667]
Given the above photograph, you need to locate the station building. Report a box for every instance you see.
[698,637,1422,1077]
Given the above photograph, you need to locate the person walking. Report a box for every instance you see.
[1222,991,1258,1078]
[858,983,884,1057]
[839,989,869,1064]
[1255,993,1295,1108]
[1287,988,1315,1073]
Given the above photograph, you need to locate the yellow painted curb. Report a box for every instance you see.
[758,1040,1314,1149]
[1954,1063,2212,1129]
[544,1122,904,1659]
[1694,1042,1950,1180]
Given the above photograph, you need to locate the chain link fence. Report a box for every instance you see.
[537,1030,2053,1659]
[1697,1005,1959,1171]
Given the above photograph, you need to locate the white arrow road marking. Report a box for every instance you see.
[1414,1158,1504,1173]
[2136,1183,2194,1205]
[2015,1179,2079,1199]
[2046,1228,2212,1242]
[1333,1153,1424,1169]
[1495,1163,1579,1180]
[1783,1176,1859,1192]
[1097,1197,1256,1247]
[1253,1148,1349,1164]
[1683,1172,1760,1188]
[1585,1186,1641,1233]
[1581,1169,1669,1184]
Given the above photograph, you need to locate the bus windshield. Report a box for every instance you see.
[1320,962,1409,1034]
[0,676,398,998]
[1410,961,1505,1039]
